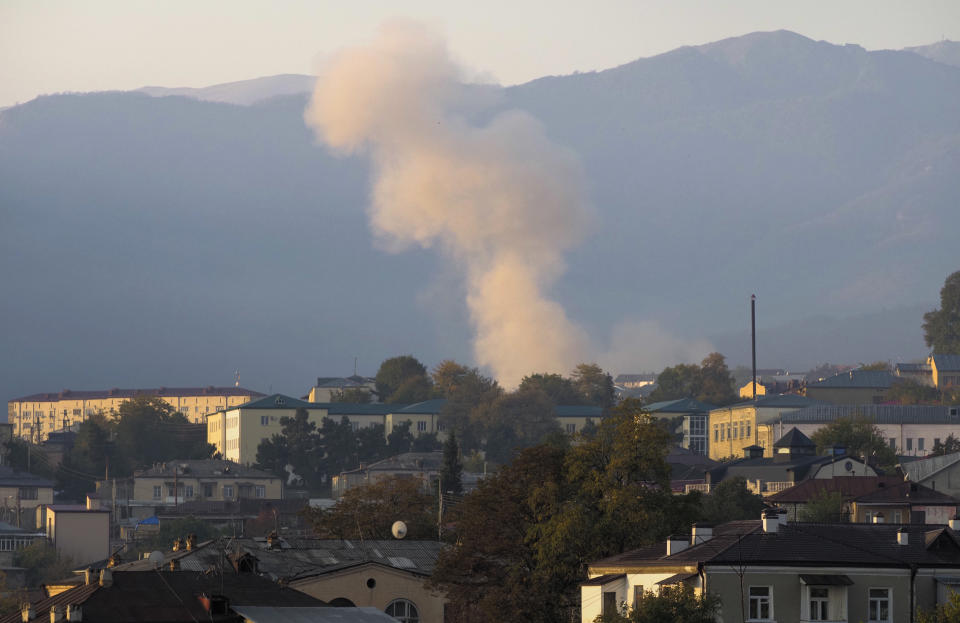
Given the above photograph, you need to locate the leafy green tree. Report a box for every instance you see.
[923,270,960,354]
[112,396,214,473]
[387,421,416,455]
[435,362,501,453]
[697,353,737,405]
[275,408,323,488]
[799,490,846,522]
[305,476,436,540]
[375,355,430,400]
[933,434,960,456]
[571,363,616,408]
[888,379,941,405]
[328,387,373,403]
[255,434,290,479]
[520,373,583,405]
[810,414,897,469]
[319,416,359,477]
[475,389,560,464]
[647,363,701,403]
[58,415,112,499]
[14,541,74,588]
[440,432,463,494]
[411,431,440,452]
[387,374,433,403]
[355,424,389,463]
[139,516,225,552]
[700,477,767,524]
[595,585,720,623]
[917,591,960,623]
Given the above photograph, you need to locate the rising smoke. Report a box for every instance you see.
[305,21,709,387]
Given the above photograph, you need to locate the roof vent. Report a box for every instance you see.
[666,535,689,556]
[65,605,82,622]
[691,523,713,544]
[21,603,35,622]
[949,516,960,531]
[873,512,885,524]
[762,509,779,534]
[49,604,64,623]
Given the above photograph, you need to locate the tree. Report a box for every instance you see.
[917,591,960,623]
[387,421,416,455]
[328,387,373,403]
[932,434,960,456]
[435,363,501,453]
[799,490,846,522]
[888,378,941,405]
[571,363,616,408]
[112,396,214,473]
[647,364,701,403]
[255,434,290,480]
[923,270,960,354]
[700,477,767,524]
[475,389,560,464]
[387,374,433,403]
[595,585,719,623]
[14,541,74,588]
[519,373,583,405]
[810,414,897,469]
[375,355,430,400]
[305,476,436,540]
[440,432,463,494]
[275,408,323,489]
[697,353,737,405]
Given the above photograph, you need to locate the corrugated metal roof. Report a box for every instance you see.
[233,606,397,623]
[933,355,960,371]
[808,369,896,389]
[780,404,959,424]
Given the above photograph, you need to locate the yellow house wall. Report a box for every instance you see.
[220,407,329,465]
[9,392,260,441]
[292,565,446,623]
[131,475,282,504]
[709,405,812,460]
[739,381,768,399]
[47,510,110,567]
[385,413,439,438]
[0,485,53,530]
[556,416,598,435]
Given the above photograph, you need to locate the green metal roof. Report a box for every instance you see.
[554,405,604,418]
[234,394,313,410]
[808,369,896,389]
[932,355,960,371]
[644,398,715,413]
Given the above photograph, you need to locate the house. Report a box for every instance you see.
[613,374,657,389]
[931,355,960,388]
[707,394,825,460]
[766,476,916,522]
[307,376,378,403]
[1,567,348,623]
[705,428,876,496]
[113,536,448,623]
[902,452,960,498]
[580,514,960,623]
[8,386,264,441]
[555,404,604,435]
[0,465,54,530]
[849,480,959,525]
[895,361,934,385]
[804,368,898,405]
[766,404,960,457]
[41,503,110,567]
[667,446,719,492]
[332,452,442,498]
[644,398,715,456]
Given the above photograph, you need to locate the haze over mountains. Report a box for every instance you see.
[2,30,958,401]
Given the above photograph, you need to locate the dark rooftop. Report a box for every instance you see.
[12,387,264,402]
[135,459,277,480]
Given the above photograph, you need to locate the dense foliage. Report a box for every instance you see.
[595,585,719,623]
[647,353,737,406]
[923,270,960,354]
[810,414,897,469]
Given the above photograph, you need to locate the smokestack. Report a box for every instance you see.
[762,509,779,533]
[873,512,885,524]
[897,528,909,546]
[950,516,960,530]
[751,294,757,403]
[691,523,713,544]
[666,535,688,556]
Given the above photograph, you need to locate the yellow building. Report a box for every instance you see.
[739,380,768,399]
[0,465,54,530]
[930,355,960,388]
[804,369,895,405]
[708,394,823,460]
[8,386,264,442]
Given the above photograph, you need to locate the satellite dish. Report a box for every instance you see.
[391,521,408,540]
[148,551,165,568]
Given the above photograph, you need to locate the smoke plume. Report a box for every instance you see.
[305,21,592,387]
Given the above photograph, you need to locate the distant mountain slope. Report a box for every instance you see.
[138,74,316,105]
[903,40,960,68]
[1,30,957,404]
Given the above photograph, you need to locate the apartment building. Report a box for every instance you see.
[8,386,264,442]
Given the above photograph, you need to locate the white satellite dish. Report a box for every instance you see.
[148,551,165,568]
[391,521,408,539]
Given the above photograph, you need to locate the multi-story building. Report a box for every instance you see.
[581,514,960,623]
[765,404,960,457]
[708,394,824,460]
[644,398,714,456]
[207,394,606,465]
[8,386,264,442]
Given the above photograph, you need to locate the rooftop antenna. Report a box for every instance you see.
[234,370,240,388]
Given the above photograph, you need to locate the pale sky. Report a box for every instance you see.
[1,0,959,108]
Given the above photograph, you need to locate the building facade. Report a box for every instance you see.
[8,386,264,442]
[708,394,823,460]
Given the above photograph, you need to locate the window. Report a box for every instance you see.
[72,409,81,416]
[868,588,890,622]
[633,585,644,607]
[935,438,941,448]
[260,416,269,426]
[746,422,751,437]
[223,485,234,499]
[352,422,360,432]
[602,592,617,616]
[255,485,266,498]
[889,438,896,450]
[918,438,925,451]
[714,426,719,442]
[385,599,419,623]
[18,488,37,500]
[748,586,772,621]
[892,511,902,524]
[417,421,427,432]
[907,438,914,451]
[185,486,194,498]
[566,424,576,434]
[153,486,161,499]
[809,587,829,621]
[167,486,176,497]
[203,484,214,498]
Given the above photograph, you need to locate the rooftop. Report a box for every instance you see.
[807,369,897,389]
[12,386,263,402]
[932,355,960,371]
[644,398,716,414]
[715,394,823,410]
[0,465,54,488]
[135,460,277,480]
[780,404,960,425]
[766,475,907,504]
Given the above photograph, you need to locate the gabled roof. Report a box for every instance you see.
[808,369,897,389]
[396,399,447,414]
[12,386,263,402]
[767,476,905,503]
[932,355,960,371]
[554,405,604,418]
[134,459,276,480]
[853,481,960,506]
[0,465,54,488]
[780,404,959,425]
[773,427,815,449]
[644,398,716,414]
[902,452,960,482]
